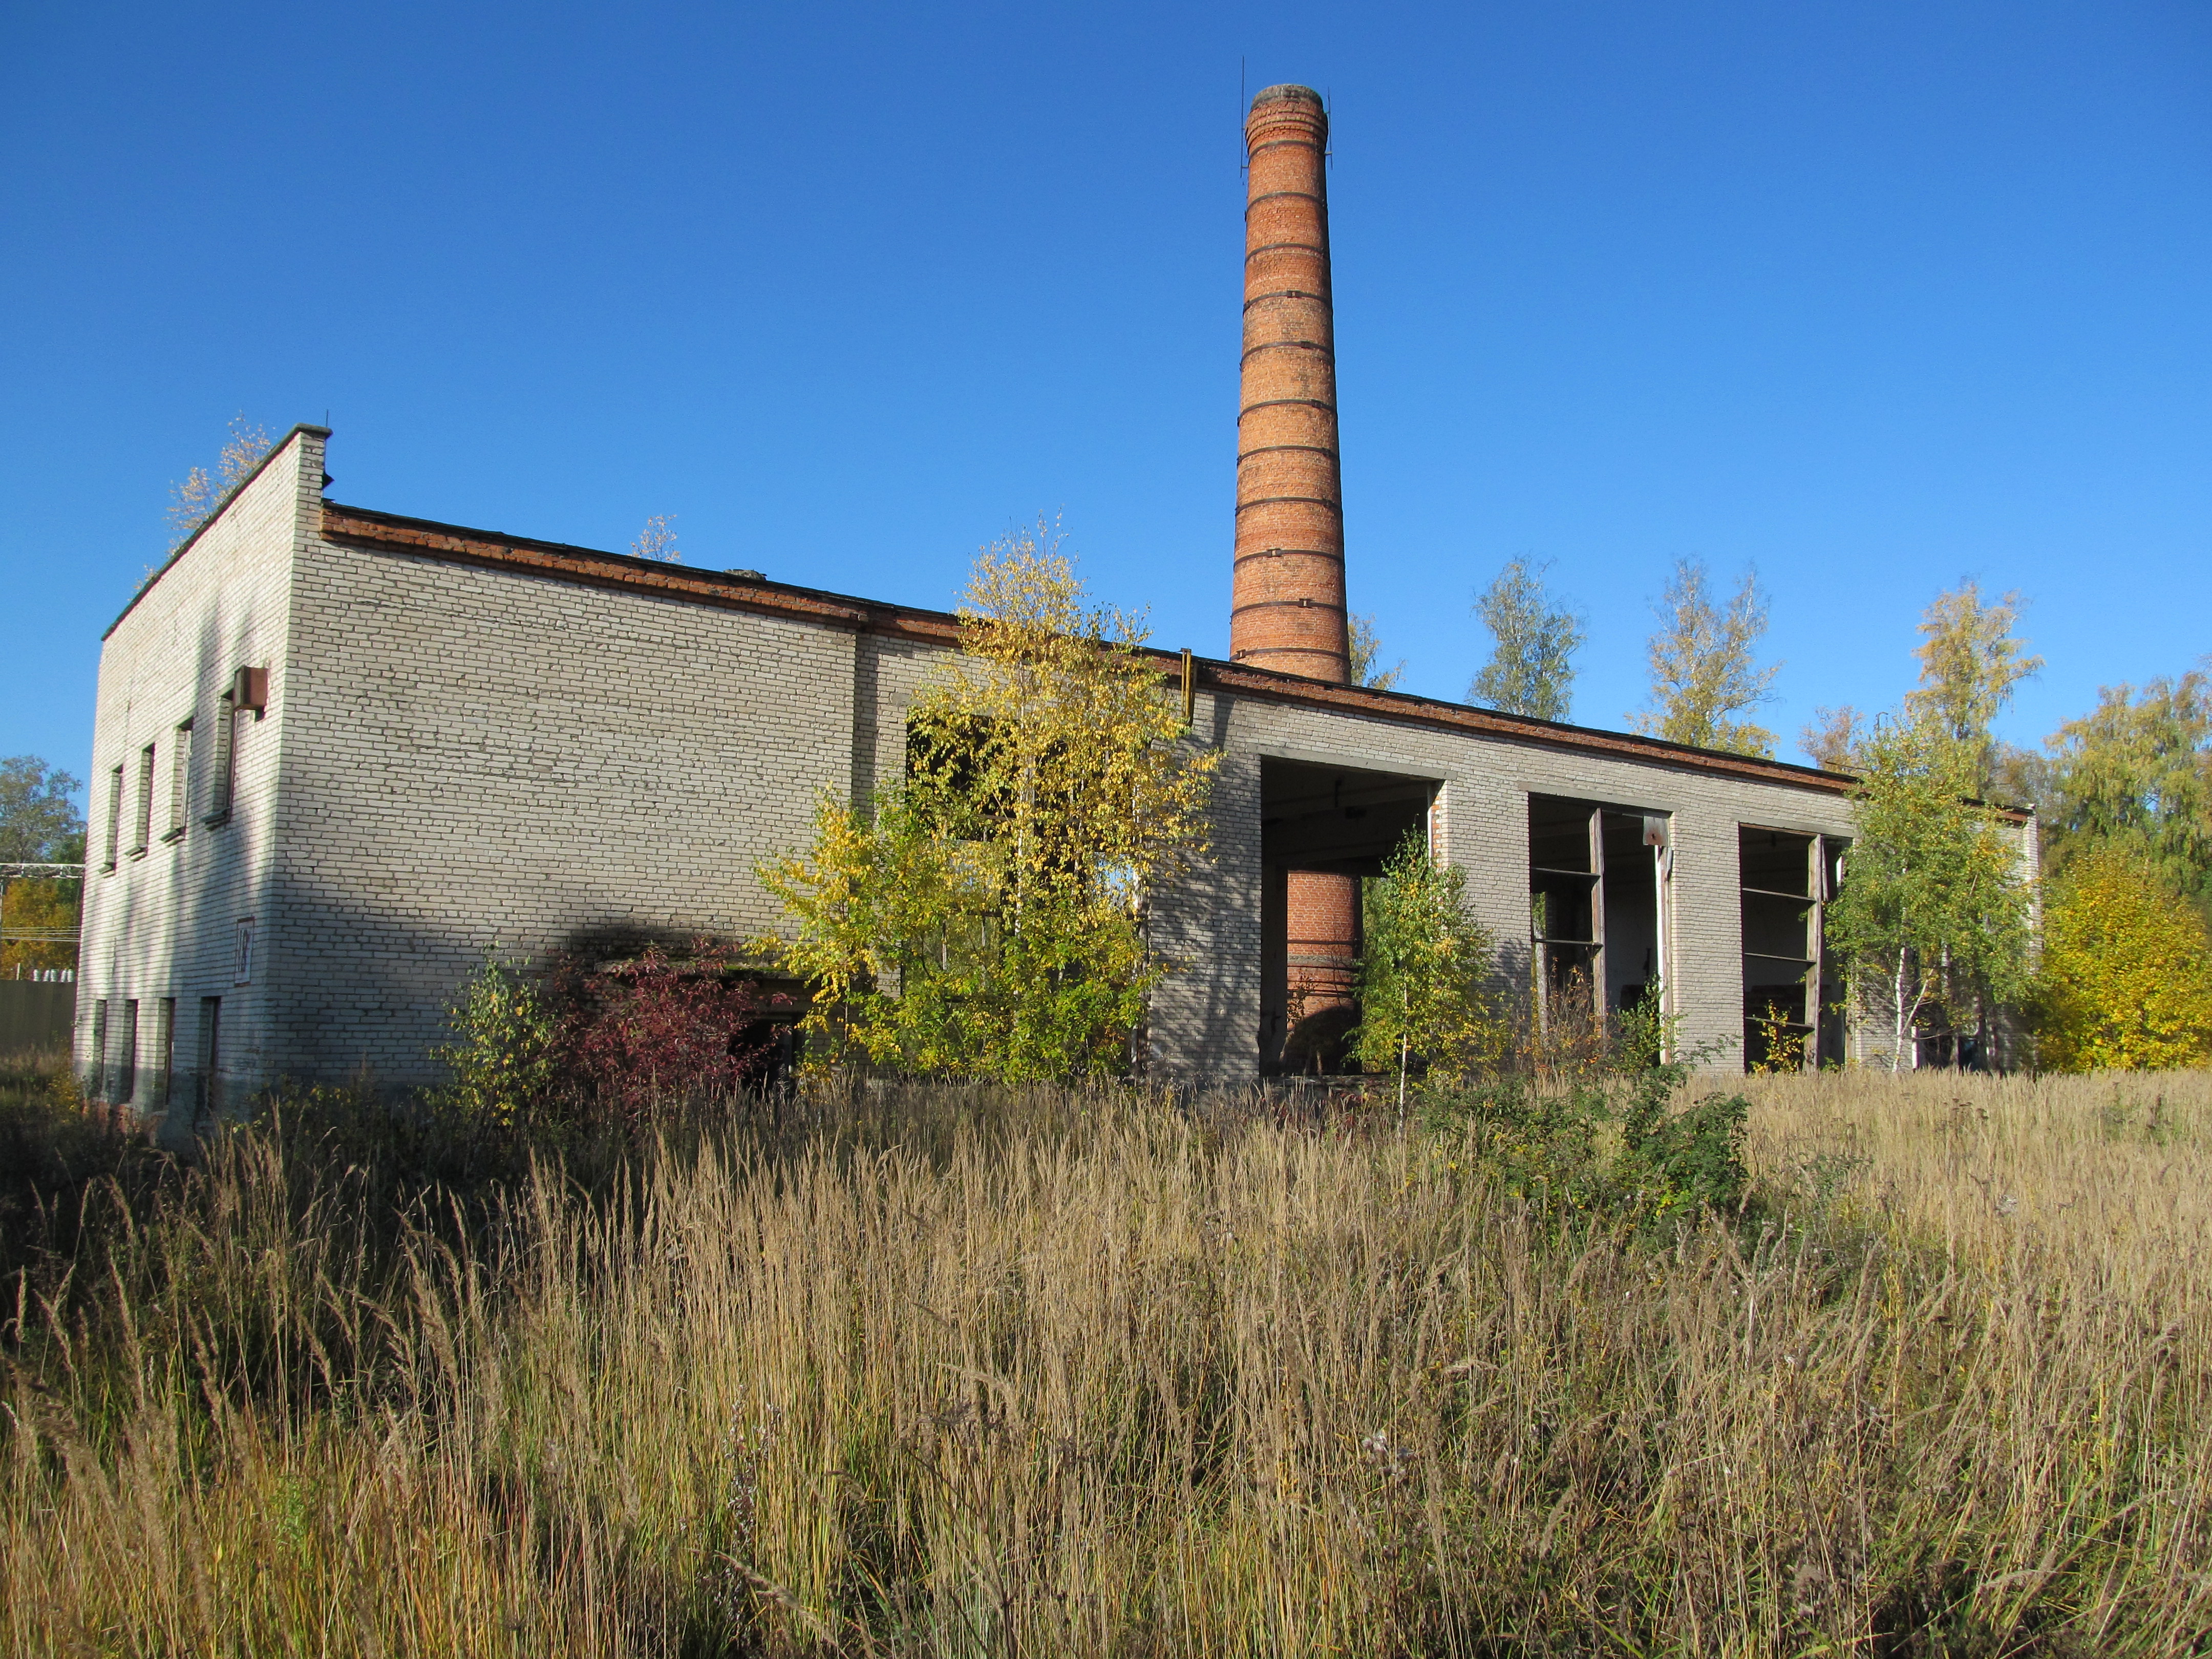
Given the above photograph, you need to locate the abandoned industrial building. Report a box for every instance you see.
[73,86,2033,1120]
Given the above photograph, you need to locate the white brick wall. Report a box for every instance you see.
[267,536,873,1084]
[76,427,324,1131]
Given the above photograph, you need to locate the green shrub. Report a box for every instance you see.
[430,949,560,1134]
[1422,1053,1750,1228]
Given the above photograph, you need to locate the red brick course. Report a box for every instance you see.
[1232,84,1348,686]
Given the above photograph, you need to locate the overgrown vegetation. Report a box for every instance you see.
[5,1054,2208,1654]
[1420,1047,1752,1227]
[759,521,1217,1081]
[165,414,274,550]
[423,941,786,1157]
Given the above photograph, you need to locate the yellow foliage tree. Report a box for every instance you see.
[1628,559,1779,757]
[759,519,1219,1080]
[1,878,79,977]
[2033,847,2212,1072]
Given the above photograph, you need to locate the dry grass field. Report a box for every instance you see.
[2,1060,2207,1656]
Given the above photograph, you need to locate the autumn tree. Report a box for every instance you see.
[2031,846,2212,1072]
[1351,835,1501,1112]
[1823,715,2034,1068]
[2039,669,2211,910]
[0,756,85,976]
[167,416,274,549]
[1905,581,2042,797]
[759,520,1218,1081]
[1348,612,1403,691]
[1469,558,1583,722]
[1799,705,1864,772]
[1629,559,1779,757]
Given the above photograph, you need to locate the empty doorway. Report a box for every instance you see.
[1259,758,1437,1073]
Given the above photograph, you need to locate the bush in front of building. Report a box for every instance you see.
[549,942,790,1125]
[430,942,786,1139]
[759,522,1218,1083]
[1419,1046,1751,1229]
[1349,834,1504,1109]
[429,948,560,1134]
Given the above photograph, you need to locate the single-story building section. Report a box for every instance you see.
[74,426,2029,1125]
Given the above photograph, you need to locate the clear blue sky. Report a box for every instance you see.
[4,1,2207,802]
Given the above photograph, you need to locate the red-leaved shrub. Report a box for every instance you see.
[551,942,791,1126]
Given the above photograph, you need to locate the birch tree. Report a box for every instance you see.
[1906,581,2041,797]
[1469,559,1583,722]
[1823,715,2033,1068]
[1630,559,1779,757]
[1351,836,1502,1110]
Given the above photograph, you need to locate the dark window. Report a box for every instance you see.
[116,999,139,1105]
[1528,795,1669,1031]
[1738,826,1847,1072]
[154,997,176,1108]
[90,998,109,1099]
[197,996,222,1118]
[103,765,123,870]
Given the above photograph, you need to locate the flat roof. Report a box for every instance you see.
[316,500,1879,801]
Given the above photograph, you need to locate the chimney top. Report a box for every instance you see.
[1249,83,1325,115]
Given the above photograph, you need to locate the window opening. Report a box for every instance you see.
[131,743,155,856]
[103,765,123,870]
[117,999,139,1105]
[198,996,222,1118]
[1738,826,1847,1071]
[1259,758,1438,1074]
[1529,796,1669,1041]
[166,721,193,840]
[153,997,176,1109]
[196,999,221,1119]
[90,998,109,1101]
[204,691,237,824]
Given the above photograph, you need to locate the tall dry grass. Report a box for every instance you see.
[3,1062,2208,1656]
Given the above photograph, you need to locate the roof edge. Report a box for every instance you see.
[314,500,1906,802]
[104,423,331,641]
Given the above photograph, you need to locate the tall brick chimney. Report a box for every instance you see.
[1232,84,1348,683]
[1238,84,1360,1068]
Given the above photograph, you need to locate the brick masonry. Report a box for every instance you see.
[1233,84,1348,686]
[77,432,2030,1101]
[77,427,324,1135]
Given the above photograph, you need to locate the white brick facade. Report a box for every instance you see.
[77,429,2027,1120]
